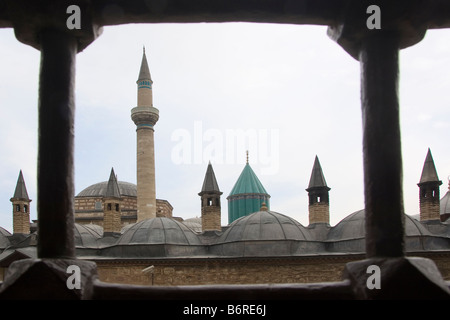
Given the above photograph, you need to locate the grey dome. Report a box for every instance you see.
[118,217,201,245]
[182,217,202,233]
[0,226,11,249]
[218,211,312,243]
[441,189,450,219]
[74,223,102,248]
[76,181,137,197]
[328,209,432,241]
[327,210,365,241]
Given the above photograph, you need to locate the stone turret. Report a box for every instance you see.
[199,162,222,232]
[10,170,31,234]
[418,148,442,221]
[103,168,122,235]
[306,156,331,225]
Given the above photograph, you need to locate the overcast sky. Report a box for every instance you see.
[0,23,449,233]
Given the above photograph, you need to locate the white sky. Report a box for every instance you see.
[0,23,449,233]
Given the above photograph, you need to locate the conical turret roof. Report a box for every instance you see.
[228,163,269,197]
[418,148,441,184]
[199,162,222,195]
[105,168,121,199]
[307,156,330,190]
[137,47,152,82]
[12,170,30,200]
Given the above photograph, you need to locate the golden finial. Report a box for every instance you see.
[260,202,268,211]
[246,150,249,164]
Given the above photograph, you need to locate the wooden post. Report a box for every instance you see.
[37,29,78,259]
[359,32,405,258]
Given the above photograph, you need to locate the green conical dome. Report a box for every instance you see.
[227,163,270,224]
[229,163,268,196]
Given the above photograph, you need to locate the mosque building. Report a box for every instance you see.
[0,50,449,286]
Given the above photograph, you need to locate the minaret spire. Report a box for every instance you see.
[131,48,160,221]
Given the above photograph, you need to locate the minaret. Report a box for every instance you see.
[10,170,31,234]
[306,156,331,225]
[199,162,223,232]
[103,168,123,235]
[131,47,159,221]
[417,148,442,221]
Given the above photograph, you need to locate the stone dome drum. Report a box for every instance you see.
[76,181,137,197]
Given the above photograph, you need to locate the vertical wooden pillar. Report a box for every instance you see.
[37,29,77,259]
[359,32,405,258]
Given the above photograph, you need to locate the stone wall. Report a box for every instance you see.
[201,206,221,232]
[93,253,450,286]
[12,200,30,234]
[420,201,440,221]
[309,202,329,224]
[94,256,363,286]
[156,199,173,218]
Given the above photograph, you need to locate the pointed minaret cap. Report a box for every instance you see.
[137,46,152,83]
[418,148,442,185]
[105,168,121,199]
[307,156,330,191]
[199,162,222,195]
[12,170,30,201]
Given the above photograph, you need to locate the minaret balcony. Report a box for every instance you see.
[131,106,159,126]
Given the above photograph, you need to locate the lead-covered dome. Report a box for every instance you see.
[74,223,102,248]
[0,227,11,250]
[440,183,450,222]
[211,211,318,257]
[76,181,137,197]
[327,209,432,241]
[218,211,312,243]
[325,209,443,253]
[117,217,201,245]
